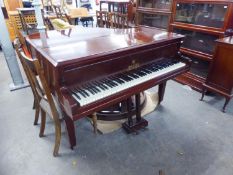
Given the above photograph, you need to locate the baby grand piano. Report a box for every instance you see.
[26,26,190,149]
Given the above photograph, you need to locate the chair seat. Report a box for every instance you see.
[51,19,73,31]
[40,96,63,119]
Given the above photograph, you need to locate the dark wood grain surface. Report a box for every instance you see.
[201,36,233,112]
[26,26,184,66]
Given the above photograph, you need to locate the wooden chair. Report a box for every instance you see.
[53,5,72,25]
[109,12,128,29]
[18,8,38,35]
[14,39,40,126]
[15,40,97,156]
[15,44,62,157]
[96,10,111,28]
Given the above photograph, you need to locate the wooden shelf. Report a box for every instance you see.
[170,0,233,90]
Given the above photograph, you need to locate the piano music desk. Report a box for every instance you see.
[26,26,190,148]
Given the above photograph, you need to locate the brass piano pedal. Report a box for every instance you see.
[122,118,148,134]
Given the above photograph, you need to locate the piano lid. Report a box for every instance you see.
[26,26,183,67]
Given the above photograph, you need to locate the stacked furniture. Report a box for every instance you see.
[136,0,233,91]
[1,0,23,41]
[136,0,172,30]
[169,0,233,91]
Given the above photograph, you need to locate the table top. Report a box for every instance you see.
[100,0,131,3]
[26,26,183,67]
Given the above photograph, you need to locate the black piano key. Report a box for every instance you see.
[91,85,101,92]
[94,81,106,90]
[115,76,125,84]
[100,80,112,89]
[136,70,146,76]
[70,88,81,100]
[112,76,125,84]
[101,83,109,89]
[79,88,90,97]
[74,87,87,98]
[141,68,151,74]
[119,74,131,81]
[107,79,118,86]
[103,79,114,88]
[90,85,99,93]
[85,84,95,93]
[140,69,148,75]
[83,85,95,95]
[123,74,133,80]
[108,76,120,84]
[128,72,139,79]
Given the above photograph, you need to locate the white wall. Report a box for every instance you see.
[0,0,4,7]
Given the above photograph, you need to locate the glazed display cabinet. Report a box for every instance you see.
[170,0,233,91]
[136,0,173,30]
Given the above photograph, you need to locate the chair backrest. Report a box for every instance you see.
[109,12,128,29]
[41,10,54,30]
[18,8,38,34]
[96,10,111,28]
[14,39,40,103]
[15,41,60,122]
[53,5,72,24]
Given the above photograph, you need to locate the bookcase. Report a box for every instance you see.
[169,0,233,91]
[136,0,173,30]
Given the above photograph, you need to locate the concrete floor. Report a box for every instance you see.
[0,51,233,175]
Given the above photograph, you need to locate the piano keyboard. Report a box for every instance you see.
[69,59,186,106]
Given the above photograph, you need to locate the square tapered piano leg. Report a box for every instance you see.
[122,94,148,133]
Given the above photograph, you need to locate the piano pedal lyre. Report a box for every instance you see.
[122,93,148,134]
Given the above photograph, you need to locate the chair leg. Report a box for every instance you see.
[39,109,46,137]
[91,113,97,134]
[53,119,61,157]
[33,102,40,125]
[32,99,36,109]
[159,170,165,175]
[64,115,76,149]
[222,97,230,113]
[200,88,206,101]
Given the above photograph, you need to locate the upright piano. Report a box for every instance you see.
[26,26,190,148]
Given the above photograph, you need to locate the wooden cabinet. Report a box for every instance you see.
[4,0,23,11]
[170,0,233,91]
[5,19,16,42]
[201,36,233,112]
[136,0,172,30]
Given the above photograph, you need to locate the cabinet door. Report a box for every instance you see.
[173,28,218,54]
[138,0,172,10]
[138,12,170,29]
[174,3,228,28]
[189,56,210,78]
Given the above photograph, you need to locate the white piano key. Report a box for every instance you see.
[73,62,186,106]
